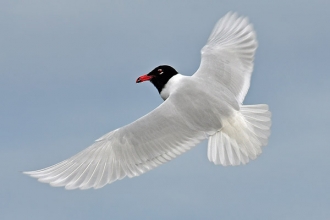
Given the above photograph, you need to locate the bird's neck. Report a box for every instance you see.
[159,74,186,100]
[150,73,178,94]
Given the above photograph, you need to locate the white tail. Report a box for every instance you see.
[207,104,271,166]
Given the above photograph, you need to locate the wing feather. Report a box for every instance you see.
[24,92,210,189]
[193,12,257,103]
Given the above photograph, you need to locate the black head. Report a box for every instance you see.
[136,65,178,93]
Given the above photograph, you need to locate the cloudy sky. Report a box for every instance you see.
[1,0,329,219]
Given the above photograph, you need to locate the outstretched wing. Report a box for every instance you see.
[193,12,257,104]
[24,90,218,190]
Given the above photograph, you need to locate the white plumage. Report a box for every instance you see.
[24,12,271,190]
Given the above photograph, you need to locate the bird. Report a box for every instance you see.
[24,12,271,190]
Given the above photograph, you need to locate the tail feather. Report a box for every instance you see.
[207,104,271,166]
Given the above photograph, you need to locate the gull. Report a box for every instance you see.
[24,12,271,190]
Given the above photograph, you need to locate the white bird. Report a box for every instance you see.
[24,12,271,190]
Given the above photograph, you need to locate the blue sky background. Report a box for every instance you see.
[1,0,330,219]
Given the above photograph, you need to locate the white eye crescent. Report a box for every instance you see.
[158,69,163,75]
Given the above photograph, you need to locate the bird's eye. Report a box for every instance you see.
[158,69,163,75]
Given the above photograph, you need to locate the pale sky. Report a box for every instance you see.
[1,0,330,219]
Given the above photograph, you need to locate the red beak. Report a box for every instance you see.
[136,74,153,83]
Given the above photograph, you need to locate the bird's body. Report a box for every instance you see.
[25,12,271,190]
